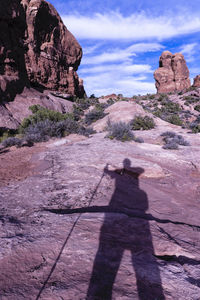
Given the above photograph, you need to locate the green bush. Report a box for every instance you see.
[0,128,17,143]
[194,105,200,112]
[131,115,155,130]
[85,108,107,125]
[161,131,190,150]
[153,109,162,118]
[190,117,200,133]
[166,115,183,126]
[106,121,134,142]
[2,137,23,148]
[160,101,180,113]
[19,105,73,133]
[158,94,169,102]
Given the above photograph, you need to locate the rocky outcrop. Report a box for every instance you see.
[154,51,191,93]
[23,0,84,96]
[193,75,200,87]
[0,0,85,103]
[0,0,28,101]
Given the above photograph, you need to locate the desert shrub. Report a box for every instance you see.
[158,94,169,102]
[77,126,96,137]
[24,118,79,143]
[107,98,115,106]
[106,121,134,142]
[187,86,197,92]
[74,98,91,110]
[73,97,97,121]
[0,128,18,143]
[24,117,95,143]
[166,114,183,126]
[131,115,155,130]
[160,101,180,113]
[194,105,200,112]
[160,131,176,138]
[73,105,84,121]
[190,116,200,133]
[148,94,156,100]
[183,96,199,102]
[173,135,190,146]
[161,131,190,150]
[85,108,106,125]
[19,105,73,133]
[95,103,109,110]
[153,109,162,118]
[1,137,23,148]
[134,137,144,143]
[163,142,179,150]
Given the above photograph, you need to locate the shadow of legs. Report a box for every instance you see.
[87,242,123,300]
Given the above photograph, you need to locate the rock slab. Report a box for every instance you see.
[0,131,200,299]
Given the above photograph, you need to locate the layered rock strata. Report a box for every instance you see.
[0,0,85,102]
[154,51,191,93]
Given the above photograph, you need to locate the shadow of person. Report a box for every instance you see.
[86,158,165,300]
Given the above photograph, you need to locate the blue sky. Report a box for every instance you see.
[49,0,200,96]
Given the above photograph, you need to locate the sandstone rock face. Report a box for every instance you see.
[193,75,200,87]
[0,0,28,101]
[0,0,85,103]
[0,127,200,299]
[23,0,84,96]
[154,51,191,93]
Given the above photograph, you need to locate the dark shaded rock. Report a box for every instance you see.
[0,0,28,101]
[0,0,85,104]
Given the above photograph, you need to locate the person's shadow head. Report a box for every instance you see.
[123,158,144,180]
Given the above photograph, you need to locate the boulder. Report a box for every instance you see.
[154,51,191,93]
[193,75,200,87]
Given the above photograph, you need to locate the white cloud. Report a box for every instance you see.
[180,43,198,62]
[82,43,164,65]
[80,68,156,97]
[63,12,200,40]
[83,44,101,55]
[80,63,152,75]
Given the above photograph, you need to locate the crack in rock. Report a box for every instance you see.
[42,206,200,231]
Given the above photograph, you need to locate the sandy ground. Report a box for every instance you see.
[0,143,46,187]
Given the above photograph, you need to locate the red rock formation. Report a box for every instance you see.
[154,51,191,93]
[0,0,85,102]
[193,75,200,87]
